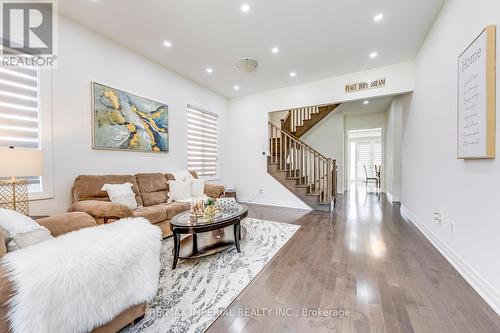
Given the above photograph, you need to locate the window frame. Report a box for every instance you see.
[0,66,53,200]
[29,69,53,200]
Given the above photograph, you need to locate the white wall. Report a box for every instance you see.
[385,101,396,198]
[344,112,387,130]
[401,0,500,314]
[385,95,408,201]
[268,110,288,128]
[31,16,228,215]
[301,111,345,193]
[226,62,415,209]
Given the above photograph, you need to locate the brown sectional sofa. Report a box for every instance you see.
[0,212,146,333]
[69,171,224,237]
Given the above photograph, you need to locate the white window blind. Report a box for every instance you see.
[357,142,372,180]
[356,139,382,181]
[373,142,382,166]
[0,66,41,192]
[187,105,218,177]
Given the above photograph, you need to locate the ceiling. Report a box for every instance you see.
[59,0,444,98]
[340,96,393,115]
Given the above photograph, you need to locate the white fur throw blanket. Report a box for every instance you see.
[1,217,162,333]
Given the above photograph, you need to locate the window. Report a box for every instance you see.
[347,128,383,182]
[0,66,42,192]
[187,105,219,178]
[356,139,382,180]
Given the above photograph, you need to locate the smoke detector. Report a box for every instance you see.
[236,57,258,73]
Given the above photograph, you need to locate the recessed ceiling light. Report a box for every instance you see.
[373,13,384,22]
[271,47,279,54]
[163,40,172,48]
[233,85,240,91]
[241,3,250,13]
[206,68,214,74]
[289,72,296,78]
[363,100,370,105]
[369,51,378,58]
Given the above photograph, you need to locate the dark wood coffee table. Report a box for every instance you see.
[169,204,248,269]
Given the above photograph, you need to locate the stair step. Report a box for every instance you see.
[285,176,301,180]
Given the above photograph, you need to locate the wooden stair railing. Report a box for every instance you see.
[268,121,336,206]
[281,103,340,138]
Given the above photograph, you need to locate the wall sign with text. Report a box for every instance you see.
[458,25,496,159]
[345,78,386,93]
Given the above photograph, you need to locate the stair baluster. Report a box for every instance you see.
[267,121,338,209]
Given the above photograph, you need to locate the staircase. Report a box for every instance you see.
[281,104,340,138]
[267,103,340,212]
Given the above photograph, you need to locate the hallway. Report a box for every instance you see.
[209,191,500,332]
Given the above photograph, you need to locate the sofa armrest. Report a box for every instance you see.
[204,183,225,198]
[37,212,97,237]
[69,200,134,219]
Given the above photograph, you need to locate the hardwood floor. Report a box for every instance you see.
[208,187,500,333]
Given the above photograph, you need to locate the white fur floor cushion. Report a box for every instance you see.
[1,217,162,333]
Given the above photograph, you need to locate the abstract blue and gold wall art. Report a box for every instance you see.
[92,82,169,152]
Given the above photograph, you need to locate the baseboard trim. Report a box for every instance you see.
[384,191,400,203]
[238,196,312,210]
[400,205,500,316]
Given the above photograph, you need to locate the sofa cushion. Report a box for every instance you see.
[69,200,134,220]
[73,175,143,207]
[135,173,169,207]
[133,205,168,224]
[155,221,172,238]
[37,212,97,237]
[133,202,190,224]
[164,202,191,219]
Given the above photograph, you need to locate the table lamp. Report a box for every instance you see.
[0,147,43,215]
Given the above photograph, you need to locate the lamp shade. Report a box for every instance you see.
[0,148,43,178]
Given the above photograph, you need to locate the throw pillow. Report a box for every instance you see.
[168,180,192,202]
[191,179,205,198]
[101,183,138,209]
[0,208,44,240]
[8,228,54,252]
[172,170,194,182]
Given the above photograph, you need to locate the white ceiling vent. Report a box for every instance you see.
[236,57,258,73]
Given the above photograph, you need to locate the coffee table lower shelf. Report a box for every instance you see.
[178,225,247,259]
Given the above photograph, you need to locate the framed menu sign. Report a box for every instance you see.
[458,25,496,159]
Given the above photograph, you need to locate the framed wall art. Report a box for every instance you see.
[92,82,169,153]
[457,25,496,159]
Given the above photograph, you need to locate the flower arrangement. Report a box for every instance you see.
[190,196,221,218]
